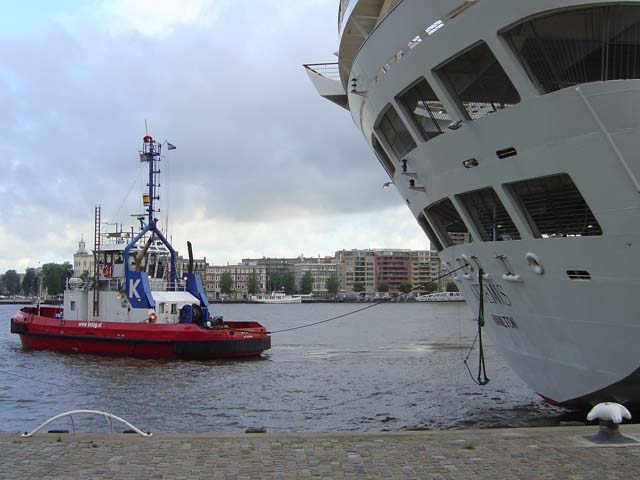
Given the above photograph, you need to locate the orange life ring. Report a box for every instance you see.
[148,310,157,324]
[102,264,112,277]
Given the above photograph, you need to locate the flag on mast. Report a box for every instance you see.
[166,142,177,150]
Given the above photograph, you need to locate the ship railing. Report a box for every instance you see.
[303,62,341,80]
[22,410,151,437]
[66,277,190,292]
[98,278,125,291]
[148,279,188,292]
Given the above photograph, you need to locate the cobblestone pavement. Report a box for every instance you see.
[1,425,640,479]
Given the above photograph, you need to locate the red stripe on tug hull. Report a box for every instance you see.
[11,308,271,359]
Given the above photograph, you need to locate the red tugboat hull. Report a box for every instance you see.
[11,307,270,359]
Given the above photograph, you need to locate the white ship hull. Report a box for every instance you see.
[309,0,640,407]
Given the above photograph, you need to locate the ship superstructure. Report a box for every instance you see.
[307,0,640,407]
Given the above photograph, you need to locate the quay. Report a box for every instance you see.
[2,425,640,479]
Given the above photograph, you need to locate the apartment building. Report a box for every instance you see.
[334,249,376,295]
[374,249,412,294]
[205,264,267,300]
[411,250,441,295]
[293,260,337,296]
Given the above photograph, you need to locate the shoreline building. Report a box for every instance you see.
[293,258,337,296]
[411,250,441,295]
[241,256,310,291]
[205,264,267,300]
[334,249,376,295]
[177,256,208,279]
[374,249,412,294]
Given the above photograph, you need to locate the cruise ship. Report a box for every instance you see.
[306,0,640,408]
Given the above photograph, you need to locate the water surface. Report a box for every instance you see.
[0,302,572,433]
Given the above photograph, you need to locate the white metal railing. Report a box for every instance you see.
[148,279,188,291]
[66,277,189,293]
[304,62,341,80]
[22,410,152,437]
[416,291,465,302]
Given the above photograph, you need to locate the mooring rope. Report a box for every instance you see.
[224,264,470,335]
[462,268,490,386]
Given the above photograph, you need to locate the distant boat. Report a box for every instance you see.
[250,291,302,304]
[416,292,464,303]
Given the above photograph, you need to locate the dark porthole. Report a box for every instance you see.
[398,78,449,141]
[435,41,521,120]
[425,199,472,247]
[503,5,640,93]
[508,174,603,238]
[375,105,417,160]
[458,188,521,242]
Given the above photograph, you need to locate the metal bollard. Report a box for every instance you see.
[584,402,636,444]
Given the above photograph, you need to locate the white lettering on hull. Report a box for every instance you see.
[78,322,102,328]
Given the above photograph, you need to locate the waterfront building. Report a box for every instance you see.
[205,264,267,300]
[334,249,376,294]
[241,257,299,275]
[242,256,312,291]
[374,249,412,294]
[72,237,94,278]
[177,256,208,279]
[411,250,441,295]
[293,260,337,296]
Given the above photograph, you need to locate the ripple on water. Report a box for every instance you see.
[0,303,580,433]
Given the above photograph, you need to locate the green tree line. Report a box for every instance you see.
[1,262,73,297]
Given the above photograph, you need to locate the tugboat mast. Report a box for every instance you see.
[122,135,179,295]
[141,135,161,228]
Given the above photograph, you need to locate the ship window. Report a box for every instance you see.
[508,174,602,238]
[171,304,178,314]
[425,199,472,247]
[372,135,395,177]
[158,303,165,314]
[70,301,76,311]
[503,5,640,94]
[375,105,417,159]
[417,212,444,252]
[435,42,521,120]
[458,188,521,241]
[398,78,448,141]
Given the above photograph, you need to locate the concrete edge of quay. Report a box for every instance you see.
[3,423,640,443]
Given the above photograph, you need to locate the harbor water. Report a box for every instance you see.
[0,303,572,433]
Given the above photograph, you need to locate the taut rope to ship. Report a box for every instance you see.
[228,264,471,335]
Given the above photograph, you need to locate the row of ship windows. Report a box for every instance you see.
[372,4,640,171]
[417,173,602,252]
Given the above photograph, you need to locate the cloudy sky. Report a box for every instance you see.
[0,0,429,272]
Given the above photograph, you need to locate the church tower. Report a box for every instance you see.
[73,235,93,278]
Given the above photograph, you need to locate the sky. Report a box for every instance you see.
[0,0,429,272]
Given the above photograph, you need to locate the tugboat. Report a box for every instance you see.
[10,135,271,359]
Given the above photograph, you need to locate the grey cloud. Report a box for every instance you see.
[0,1,416,268]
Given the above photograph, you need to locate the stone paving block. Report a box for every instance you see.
[2,426,640,479]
